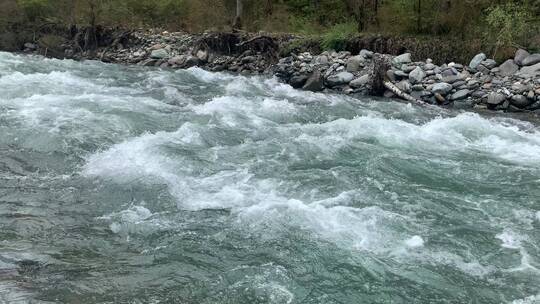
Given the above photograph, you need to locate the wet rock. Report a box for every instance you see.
[409,66,426,84]
[522,54,540,66]
[289,75,309,88]
[498,60,519,76]
[150,48,169,59]
[469,53,486,70]
[510,95,534,108]
[514,49,530,66]
[168,55,186,65]
[303,70,325,92]
[326,72,354,87]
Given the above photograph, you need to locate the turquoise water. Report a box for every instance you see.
[0,52,539,303]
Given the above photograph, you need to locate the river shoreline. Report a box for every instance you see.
[9,28,540,116]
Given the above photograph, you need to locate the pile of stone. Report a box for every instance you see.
[275,48,540,112]
[382,50,540,111]
[273,50,376,93]
[21,29,540,113]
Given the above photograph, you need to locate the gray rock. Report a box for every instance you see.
[392,53,411,66]
[24,42,37,50]
[469,53,487,70]
[487,92,506,105]
[451,89,470,100]
[401,65,416,73]
[480,59,497,69]
[511,82,531,94]
[430,82,453,95]
[498,60,519,76]
[516,62,540,78]
[196,50,208,62]
[303,70,325,92]
[441,68,458,77]
[424,63,436,70]
[168,55,186,66]
[359,49,373,59]
[442,74,462,84]
[514,49,530,66]
[349,74,371,88]
[150,49,169,59]
[510,94,534,108]
[314,55,329,65]
[394,70,409,78]
[522,54,540,66]
[396,80,412,93]
[346,55,365,72]
[183,55,200,68]
[326,71,354,86]
[409,66,426,84]
[289,75,309,88]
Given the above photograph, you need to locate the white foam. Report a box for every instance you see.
[496,229,524,249]
[405,235,425,248]
[512,294,540,304]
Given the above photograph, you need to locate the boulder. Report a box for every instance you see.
[396,80,412,93]
[516,63,540,78]
[196,49,208,62]
[498,59,519,76]
[346,55,365,72]
[314,55,329,65]
[350,74,371,88]
[450,89,470,100]
[522,54,540,66]
[514,49,530,66]
[168,55,186,66]
[303,70,325,92]
[359,49,374,59]
[392,53,411,66]
[487,92,506,105]
[469,53,486,70]
[150,49,169,59]
[326,72,354,87]
[409,66,426,84]
[430,82,453,95]
[289,75,309,88]
[480,59,497,69]
[510,95,534,108]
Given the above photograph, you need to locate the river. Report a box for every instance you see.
[0,52,539,303]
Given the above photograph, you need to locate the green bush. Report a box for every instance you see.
[17,0,52,22]
[486,3,532,55]
[320,22,357,51]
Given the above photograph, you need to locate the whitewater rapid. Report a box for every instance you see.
[0,52,539,303]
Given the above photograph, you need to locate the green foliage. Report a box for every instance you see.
[486,3,533,50]
[17,0,52,22]
[320,22,357,51]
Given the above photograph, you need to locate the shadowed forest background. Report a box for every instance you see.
[1,0,540,60]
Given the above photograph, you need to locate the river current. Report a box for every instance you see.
[0,52,539,303]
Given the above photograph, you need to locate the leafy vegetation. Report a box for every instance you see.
[1,0,539,53]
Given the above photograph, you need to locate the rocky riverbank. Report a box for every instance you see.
[17,28,540,114]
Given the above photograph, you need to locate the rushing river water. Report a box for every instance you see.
[0,51,540,303]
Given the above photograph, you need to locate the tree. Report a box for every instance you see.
[233,0,242,30]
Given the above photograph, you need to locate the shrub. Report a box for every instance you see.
[320,22,357,51]
[486,3,532,56]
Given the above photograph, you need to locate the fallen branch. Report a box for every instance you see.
[384,81,426,106]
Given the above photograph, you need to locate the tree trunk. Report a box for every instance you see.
[233,0,243,30]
